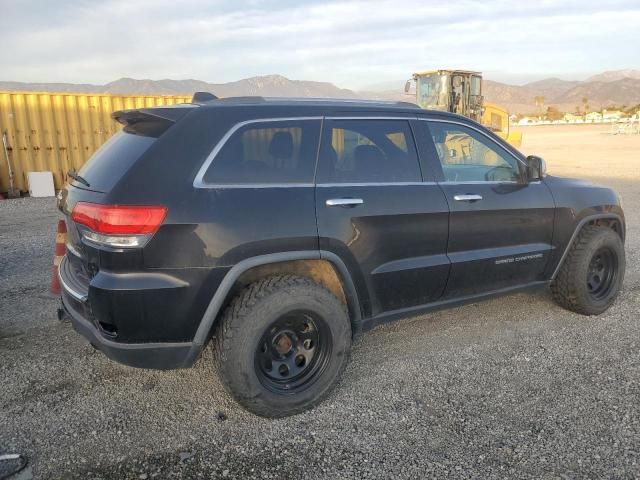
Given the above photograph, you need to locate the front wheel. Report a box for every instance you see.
[214,275,351,417]
[551,225,625,315]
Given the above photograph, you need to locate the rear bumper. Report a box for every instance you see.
[59,257,196,370]
[61,293,194,369]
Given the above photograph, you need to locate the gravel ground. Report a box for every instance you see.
[1,124,639,479]
[0,198,60,337]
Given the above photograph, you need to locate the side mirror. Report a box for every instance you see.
[526,155,547,181]
[404,80,412,93]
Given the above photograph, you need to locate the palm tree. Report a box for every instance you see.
[534,96,545,118]
[582,97,589,113]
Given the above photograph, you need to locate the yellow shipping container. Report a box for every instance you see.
[0,91,191,192]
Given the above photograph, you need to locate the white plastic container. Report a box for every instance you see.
[26,171,55,197]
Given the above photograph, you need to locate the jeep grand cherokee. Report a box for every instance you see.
[58,96,625,417]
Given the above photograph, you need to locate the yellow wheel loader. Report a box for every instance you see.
[405,69,522,148]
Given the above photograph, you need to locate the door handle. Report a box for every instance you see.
[326,198,364,207]
[453,194,483,202]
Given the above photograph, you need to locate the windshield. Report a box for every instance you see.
[470,75,481,96]
[416,74,448,110]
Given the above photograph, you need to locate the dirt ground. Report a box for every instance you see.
[1,123,639,479]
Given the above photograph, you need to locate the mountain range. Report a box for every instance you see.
[2,69,639,114]
[481,72,640,114]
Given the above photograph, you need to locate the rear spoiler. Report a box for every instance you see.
[112,106,194,137]
[192,92,218,103]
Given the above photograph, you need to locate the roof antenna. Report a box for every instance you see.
[192,92,218,103]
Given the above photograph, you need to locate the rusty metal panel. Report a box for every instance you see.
[0,91,191,192]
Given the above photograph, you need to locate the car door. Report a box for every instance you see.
[315,116,450,318]
[418,118,555,298]
[193,118,322,265]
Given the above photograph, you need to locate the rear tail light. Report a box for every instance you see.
[71,202,167,248]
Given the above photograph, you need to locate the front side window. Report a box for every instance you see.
[317,119,421,183]
[427,122,522,183]
[203,120,320,184]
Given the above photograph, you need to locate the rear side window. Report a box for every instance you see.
[76,131,155,192]
[202,120,321,184]
[317,119,421,183]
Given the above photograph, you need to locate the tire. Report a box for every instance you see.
[551,225,625,315]
[214,275,352,417]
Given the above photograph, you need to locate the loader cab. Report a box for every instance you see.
[406,69,483,123]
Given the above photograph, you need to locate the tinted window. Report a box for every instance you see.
[203,120,320,184]
[427,122,522,183]
[317,119,421,183]
[77,131,155,192]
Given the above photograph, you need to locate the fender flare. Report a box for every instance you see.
[183,250,362,366]
[551,213,625,280]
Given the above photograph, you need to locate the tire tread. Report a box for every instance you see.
[214,275,350,417]
[551,225,623,315]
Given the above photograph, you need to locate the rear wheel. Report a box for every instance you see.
[551,225,625,315]
[214,275,351,417]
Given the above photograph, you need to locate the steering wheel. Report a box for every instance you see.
[484,165,515,182]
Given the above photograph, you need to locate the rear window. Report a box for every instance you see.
[202,120,321,185]
[75,131,155,192]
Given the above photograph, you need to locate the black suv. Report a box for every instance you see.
[58,97,625,417]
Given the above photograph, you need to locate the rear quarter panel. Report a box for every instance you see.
[62,107,320,342]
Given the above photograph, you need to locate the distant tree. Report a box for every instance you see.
[624,104,640,114]
[574,105,581,114]
[582,97,589,112]
[546,106,563,121]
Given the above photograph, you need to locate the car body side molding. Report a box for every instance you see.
[360,280,550,333]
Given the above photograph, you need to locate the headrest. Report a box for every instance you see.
[268,131,294,159]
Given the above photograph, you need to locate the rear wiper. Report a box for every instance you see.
[67,169,90,188]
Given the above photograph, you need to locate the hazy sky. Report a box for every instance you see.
[2,0,639,89]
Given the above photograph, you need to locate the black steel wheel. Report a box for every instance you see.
[551,225,625,315]
[255,311,331,394]
[586,247,618,300]
[215,275,351,417]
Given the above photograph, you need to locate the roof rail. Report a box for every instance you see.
[260,97,421,108]
[393,101,421,109]
[191,95,421,109]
